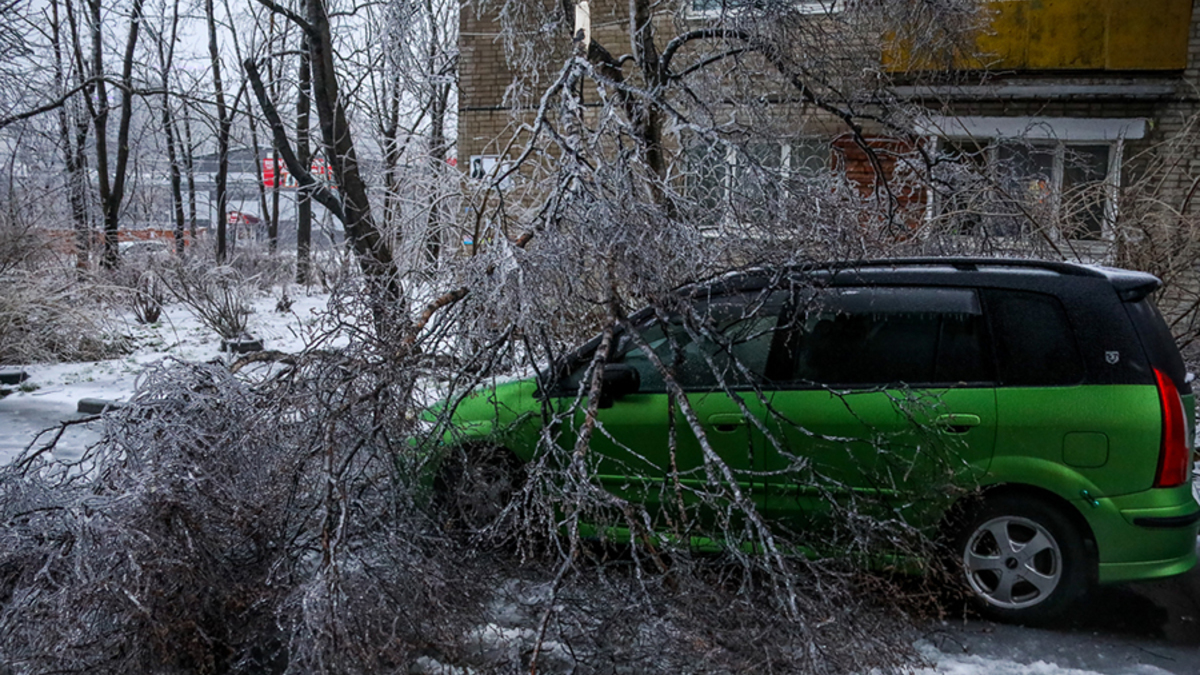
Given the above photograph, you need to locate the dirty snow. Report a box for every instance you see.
[910,641,1176,675]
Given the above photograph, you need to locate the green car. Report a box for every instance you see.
[442,258,1200,623]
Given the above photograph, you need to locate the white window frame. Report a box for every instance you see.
[918,116,1142,243]
[687,138,829,230]
[687,0,843,19]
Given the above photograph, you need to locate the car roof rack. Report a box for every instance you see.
[826,258,1160,299]
[821,257,1105,277]
[699,257,1161,301]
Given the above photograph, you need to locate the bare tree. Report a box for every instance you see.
[204,0,233,262]
[145,0,188,257]
[87,0,148,269]
[248,0,401,312]
[295,37,313,284]
[49,0,93,270]
[179,104,199,241]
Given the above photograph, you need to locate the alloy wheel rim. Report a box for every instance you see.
[963,515,1062,609]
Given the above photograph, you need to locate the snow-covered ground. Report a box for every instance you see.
[910,640,1180,675]
[0,289,332,464]
[0,289,1195,675]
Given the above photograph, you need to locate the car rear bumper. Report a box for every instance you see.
[1098,549,1197,584]
[1092,490,1200,584]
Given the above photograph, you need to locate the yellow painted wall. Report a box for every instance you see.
[889,0,1192,72]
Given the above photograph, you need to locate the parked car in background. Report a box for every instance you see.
[441,258,1200,623]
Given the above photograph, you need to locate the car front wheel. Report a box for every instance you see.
[954,494,1090,624]
[435,445,524,534]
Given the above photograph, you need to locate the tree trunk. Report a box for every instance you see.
[206,0,231,263]
[92,0,146,269]
[165,103,186,257]
[158,0,186,256]
[250,114,270,249]
[269,146,280,254]
[51,0,91,270]
[295,41,312,285]
[86,0,111,267]
[266,17,281,255]
[182,110,198,241]
[423,0,449,269]
[304,0,398,302]
[629,0,666,180]
[562,0,670,211]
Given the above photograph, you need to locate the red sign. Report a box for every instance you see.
[228,211,261,226]
[263,155,333,188]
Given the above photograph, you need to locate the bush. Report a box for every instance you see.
[104,262,166,326]
[0,270,127,365]
[226,245,295,292]
[0,213,56,278]
[0,356,484,673]
[159,260,256,340]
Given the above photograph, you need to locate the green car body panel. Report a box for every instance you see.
[984,385,1198,582]
[446,379,1199,585]
[760,387,997,525]
[444,379,541,457]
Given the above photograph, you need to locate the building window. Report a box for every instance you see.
[683,138,830,225]
[935,139,1115,240]
[919,117,1142,242]
[689,1,842,16]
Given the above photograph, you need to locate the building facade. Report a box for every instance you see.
[458,0,1200,258]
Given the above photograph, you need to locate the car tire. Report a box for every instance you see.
[953,494,1090,624]
[435,445,524,534]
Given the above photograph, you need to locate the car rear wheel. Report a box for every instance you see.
[954,494,1090,623]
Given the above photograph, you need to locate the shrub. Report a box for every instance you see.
[226,245,295,292]
[160,260,255,340]
[0,270,127,365]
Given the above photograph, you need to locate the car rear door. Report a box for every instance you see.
[760,286,998,529]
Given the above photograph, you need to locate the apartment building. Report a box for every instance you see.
[458,1,1200,252]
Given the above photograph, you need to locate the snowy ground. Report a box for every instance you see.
[0,290,1196,674]
[0,289,332,464]
[911,639,1185,675]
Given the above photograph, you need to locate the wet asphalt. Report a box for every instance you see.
[926,540,1200,674]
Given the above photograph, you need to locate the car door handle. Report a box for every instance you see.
[707,414,746,433]
[935,414,981,434]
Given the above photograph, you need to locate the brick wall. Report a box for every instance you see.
[457,1,521,163]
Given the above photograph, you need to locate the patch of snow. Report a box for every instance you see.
[0,289,333,464]
[911,641,1175,675]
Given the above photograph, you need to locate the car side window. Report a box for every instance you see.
[587,291,787,394]
[785,287,993,387]
[982,289,1084,386]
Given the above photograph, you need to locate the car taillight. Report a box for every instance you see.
[1154,367,1190,488]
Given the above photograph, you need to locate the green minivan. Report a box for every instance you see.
[441,258,1200,622]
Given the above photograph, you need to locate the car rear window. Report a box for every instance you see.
[982,289,1084,386]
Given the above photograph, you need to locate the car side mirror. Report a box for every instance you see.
[598,363,640,408]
